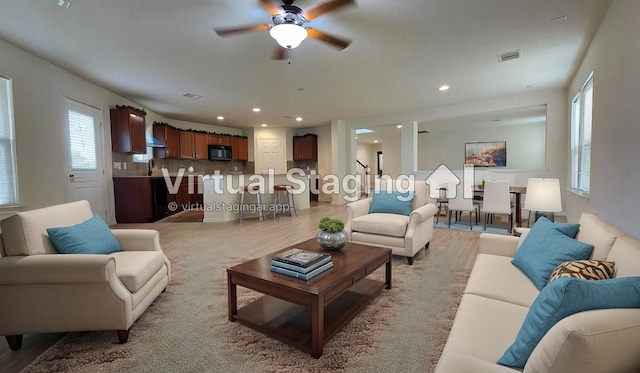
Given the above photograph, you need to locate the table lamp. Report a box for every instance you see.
[524,178,562,223]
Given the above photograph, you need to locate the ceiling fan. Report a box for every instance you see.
[214,0,356,60]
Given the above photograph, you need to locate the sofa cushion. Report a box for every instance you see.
[607,237,640,278]
[442,294,529,363]
[351,213,409,238]
[576,213,628,261]
[497,277,640,369]
[0,200,94,256]
[512,222,593,290]
[369,191,414,216]
[548,260,615,283]
[47,216,122,255]
[110,251,165,292]
[464,254,540,308]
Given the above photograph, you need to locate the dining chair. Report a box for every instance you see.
[481,180,513,232]
[447,183,476,230]
[436,184,448,223]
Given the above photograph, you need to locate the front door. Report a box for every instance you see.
[64,98,106,220]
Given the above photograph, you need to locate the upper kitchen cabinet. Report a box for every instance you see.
[208,134,232,146]
[231,136,248,161]
[293,134,318,161]
[110,106,146,154]
[153,122,180,158]
[194,132,208,160]
[179,130,195,159]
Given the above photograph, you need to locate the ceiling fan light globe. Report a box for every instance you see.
[270,24,308,49]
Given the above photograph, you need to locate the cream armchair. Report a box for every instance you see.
[0,200,171,350]
[345,180,438,264]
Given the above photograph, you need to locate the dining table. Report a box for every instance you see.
[473,186,527,227]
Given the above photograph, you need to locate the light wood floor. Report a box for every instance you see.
[0,201,480,372]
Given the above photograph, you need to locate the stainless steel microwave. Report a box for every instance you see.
[208,144,232,161]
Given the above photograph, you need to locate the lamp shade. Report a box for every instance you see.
[269,24,308,49]
[524,178,562,212]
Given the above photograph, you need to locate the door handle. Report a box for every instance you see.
[69,174,75,181]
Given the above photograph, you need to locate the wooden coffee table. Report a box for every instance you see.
[227,238,392,358]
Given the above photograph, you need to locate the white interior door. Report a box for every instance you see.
[64,98,106,219]
[257,138,285,174]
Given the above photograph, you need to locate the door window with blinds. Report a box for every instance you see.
[571,71,593,196]
[67,102,98,171]
[0,74,19,206]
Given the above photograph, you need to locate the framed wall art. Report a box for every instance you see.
[465,141,507,167]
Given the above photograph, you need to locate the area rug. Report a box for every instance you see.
[22,242,471,373]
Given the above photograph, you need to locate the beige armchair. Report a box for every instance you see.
[345,180,438,264]
[0,200,171,350]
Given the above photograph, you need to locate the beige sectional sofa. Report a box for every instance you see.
[0,200,171,350]
[435,213,640,372]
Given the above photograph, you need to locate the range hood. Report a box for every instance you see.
[146,133,166,148]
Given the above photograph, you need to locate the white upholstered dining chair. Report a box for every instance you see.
[481,180,513,232]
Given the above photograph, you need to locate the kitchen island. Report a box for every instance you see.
[202,173,310,223]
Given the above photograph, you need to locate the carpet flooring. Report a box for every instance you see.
[21,233,474,372]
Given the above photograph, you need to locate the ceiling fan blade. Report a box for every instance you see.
[259,0,282,15]
[272,46,287,60]
[214,24,269,37]
[303,0,356,21]
[307,28,351,50]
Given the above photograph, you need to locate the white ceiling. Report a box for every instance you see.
[0,0,610,130]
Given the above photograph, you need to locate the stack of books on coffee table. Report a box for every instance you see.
[271,248,333,280]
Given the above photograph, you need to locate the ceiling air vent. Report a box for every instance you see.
[418,130,430,134]
[497,49,521,63]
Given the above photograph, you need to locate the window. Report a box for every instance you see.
[571,72,593,196]
[0,74,19,206]
[67,106,98,171]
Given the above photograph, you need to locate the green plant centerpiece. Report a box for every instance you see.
[316,216,349,251]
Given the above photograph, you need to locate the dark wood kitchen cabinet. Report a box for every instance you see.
[194,133,208,160]
[293,134,318,161]
[208,134,232,146]
[231,136,248,161]
[113,177,154,223]
[153,122,180,159]
[110,106,146,154]
[179,131,195,159]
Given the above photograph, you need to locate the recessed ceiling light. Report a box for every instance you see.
[253,108,261,112]
[261,123,267,127]
[373,140,379,143]
[296,117,303,122]
[439,85,450,91]
[216,116,224,120]
[355,136,358,139]
[183,93,202,99]
[396,125,402,128]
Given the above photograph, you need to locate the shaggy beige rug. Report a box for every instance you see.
[22,242,471,373]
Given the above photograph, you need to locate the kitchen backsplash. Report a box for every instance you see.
[111,153,249,177]
[112,154,316,177]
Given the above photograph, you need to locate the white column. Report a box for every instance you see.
[400,120,418,175]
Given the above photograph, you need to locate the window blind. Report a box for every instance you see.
[0,75,18,205]
[68,108,97,171]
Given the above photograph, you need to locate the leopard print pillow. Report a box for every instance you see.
[548,260,615,284]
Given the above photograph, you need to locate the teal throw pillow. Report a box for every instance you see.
[47,215,122,254]
[497,277,640,369]
[369,190,414,216]
[532,216,581,238]
[512,218,592,290]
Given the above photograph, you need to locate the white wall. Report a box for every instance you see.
[564,0,640,238]
[418,122,546,170]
